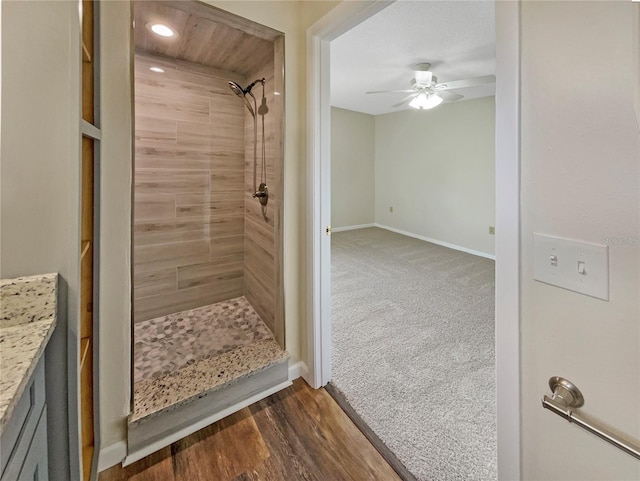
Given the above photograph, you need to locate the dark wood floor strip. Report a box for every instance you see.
[325,382,420,481]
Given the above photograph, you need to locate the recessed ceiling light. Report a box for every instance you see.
[149,67,165,73]
[149,23,175,37]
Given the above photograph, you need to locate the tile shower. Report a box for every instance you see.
[131,1,285,422]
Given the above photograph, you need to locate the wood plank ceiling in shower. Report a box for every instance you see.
[133,0,278,76]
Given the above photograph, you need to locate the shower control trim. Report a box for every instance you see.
[253,183,268,206]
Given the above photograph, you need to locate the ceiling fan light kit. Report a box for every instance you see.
[409,92,443,110]
[365,62,495,111]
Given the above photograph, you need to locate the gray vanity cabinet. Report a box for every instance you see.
[0,359,48,481]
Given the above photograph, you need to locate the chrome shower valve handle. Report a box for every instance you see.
[253,183,268,206]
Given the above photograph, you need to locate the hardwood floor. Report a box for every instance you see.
[99,379,402,481]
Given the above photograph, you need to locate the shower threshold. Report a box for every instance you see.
[129,297,288,431]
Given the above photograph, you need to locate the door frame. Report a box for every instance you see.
[305,1,522,479]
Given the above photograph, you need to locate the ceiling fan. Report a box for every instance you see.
[366,63,495,110]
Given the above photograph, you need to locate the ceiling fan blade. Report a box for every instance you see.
[438,91,464,102]
[392,93,418,108]
[436,75,496,91]
[366,89,416,94]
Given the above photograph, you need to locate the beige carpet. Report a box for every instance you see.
[331,227,496,481]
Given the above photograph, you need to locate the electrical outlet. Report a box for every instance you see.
[489,226,495,235]
[389,206,393,213]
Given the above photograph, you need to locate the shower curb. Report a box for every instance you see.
[126,355,289,463]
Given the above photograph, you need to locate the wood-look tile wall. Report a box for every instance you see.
[133,52,247,323]
[242,44,283,343]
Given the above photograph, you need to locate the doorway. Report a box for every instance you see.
[328,2,497,478]
[306,1,521,479]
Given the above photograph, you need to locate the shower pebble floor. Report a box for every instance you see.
[134,296,274,383]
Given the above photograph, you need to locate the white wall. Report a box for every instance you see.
[1,1,81,479]
[96,0,340,458]
[375,97,496,256]
[520,2,640,479]
[330,107,375,228]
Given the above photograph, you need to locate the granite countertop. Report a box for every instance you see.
[0,273,58,434]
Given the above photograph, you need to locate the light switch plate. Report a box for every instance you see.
[533,233,609,300]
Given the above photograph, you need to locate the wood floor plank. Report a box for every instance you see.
[99,380,403,481]
[247,389,323,481]
[277,381,402,481]
[172,410,269,481]
[243,453,319,481]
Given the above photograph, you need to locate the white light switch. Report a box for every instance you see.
[533,233,609,300]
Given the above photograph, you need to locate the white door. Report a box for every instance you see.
[519,2,640,479]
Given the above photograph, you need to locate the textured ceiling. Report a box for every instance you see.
[330,1,496,115]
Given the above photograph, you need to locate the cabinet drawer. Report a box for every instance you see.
[0,359,46,479]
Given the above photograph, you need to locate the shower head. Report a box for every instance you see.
[228,81,245,97]
[228,81,256,117]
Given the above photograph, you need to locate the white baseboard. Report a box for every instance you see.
[288,360,308,381]
[98,440,127,473]
[331,223,375,233]
[375,223,496,260]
